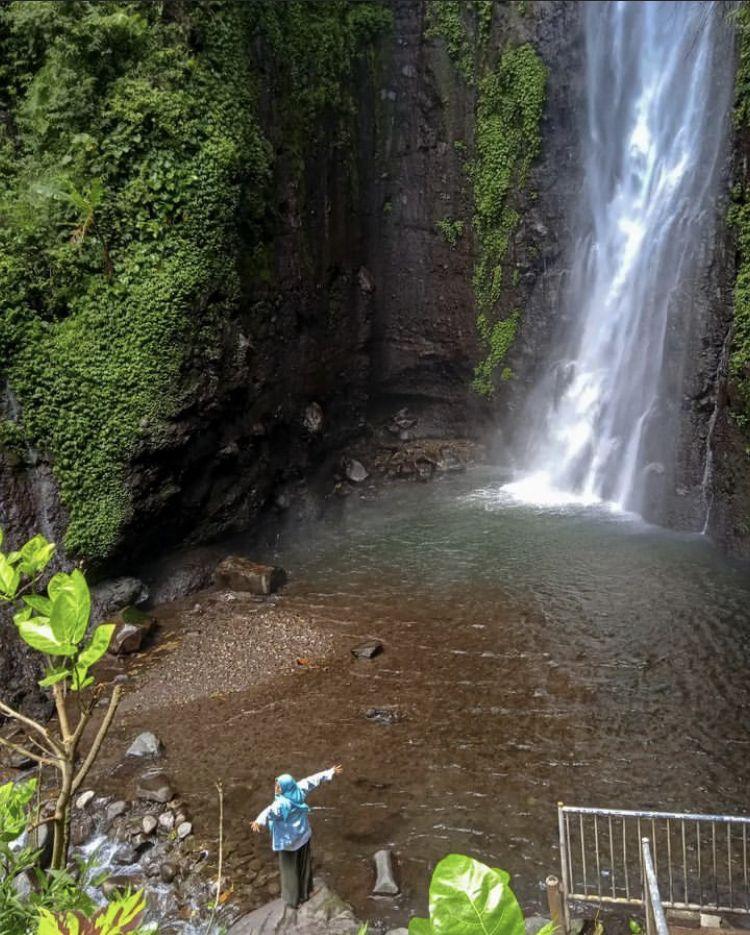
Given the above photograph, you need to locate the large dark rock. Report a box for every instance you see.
[228,882,361,934]
[214,557,286,595]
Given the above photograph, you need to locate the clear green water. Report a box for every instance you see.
[271,467,750,917]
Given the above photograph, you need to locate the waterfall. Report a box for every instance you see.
[506,0,733,520]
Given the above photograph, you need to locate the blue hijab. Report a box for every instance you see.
[275,774,310,820]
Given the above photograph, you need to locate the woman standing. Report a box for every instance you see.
[251,764,343,908]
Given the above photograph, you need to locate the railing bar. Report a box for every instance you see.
[652,818,658,880]
[624,816,631,901]
[561,806,750,825]
[609,816,616,898]
[697,821,703,909]
[638,817,644,900]
[728,824,734,910]
[667,818,674,904]
[595,814,602,899]
[566,811,574,897]
[743,824,748,911]
[713,821,719,909]
[580,813,588,896]
[682,820,688,906]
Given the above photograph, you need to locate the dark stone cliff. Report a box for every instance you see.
[0,0,748,588]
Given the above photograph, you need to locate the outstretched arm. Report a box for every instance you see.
[297,764,343,795]
[250,802,277,833]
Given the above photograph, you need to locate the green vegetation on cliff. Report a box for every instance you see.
[730,2,750,440]
[425,6,546,396]
[0,0,389,561]
[471,45,547,396]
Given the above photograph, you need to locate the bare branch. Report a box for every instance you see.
[0,734,56,767]
[53,683,72,744]
[0,699,63,757]
[71,684,123,794]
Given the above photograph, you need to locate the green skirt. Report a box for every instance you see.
[278,839,313,908]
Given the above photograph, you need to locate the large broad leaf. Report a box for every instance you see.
[47,571,69,600]
[17,617,76,656]
[16,534,55,576]
[49,569,90,646]
[0,553,20,599]
[409,919,433,934]
[24,594,53,616]
[428,855,526,935]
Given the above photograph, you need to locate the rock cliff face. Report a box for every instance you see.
[1,0,748,579]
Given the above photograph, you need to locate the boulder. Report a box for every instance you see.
[214,557,287,595]
[75,790,95,810]
[126,731,163,758]
[142,816,158,835]
[228,881,361,934]
[70,815,94,847]
[344,459,369,484]
[136,771,174,805]
[106,800,129,822]
[160,862,178,884]
[113,844,137,866]
[102,875,146,899]
[92,577,148,621]
[108,607,156,656]
[158,811,175,831]
[372,849,399,896]
[351,640,383,660]
[177,820,192,840]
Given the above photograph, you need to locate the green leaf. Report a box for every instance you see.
[47,571,68,600]
[16,534,55,576]
[409,919,433,934]
[49,569,90,646]
[39,667,72,688]
[0,778,37,843]
[0,554,21,599]
[427,855,525,935]
[23,594,53,615]
[14,605,33,626]
[17,617,76,656]
[69,624,114,691]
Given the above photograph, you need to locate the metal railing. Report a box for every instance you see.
[643,837,669,935]
[558,804,750,921]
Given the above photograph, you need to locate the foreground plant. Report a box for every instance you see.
[0,530,122,870]
[36,890,155,935]
[409,854,556,935]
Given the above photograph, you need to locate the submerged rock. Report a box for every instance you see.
[350,640,383,660]
[127,731,164,758]
[364,705,403,726]
[303,403,324,434]
[372,848,399,895]
[214,557,287,595]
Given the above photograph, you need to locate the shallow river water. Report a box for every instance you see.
[98,468,750,927]
[268,468,750,918]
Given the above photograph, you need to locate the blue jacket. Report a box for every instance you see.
[255,768,335,851]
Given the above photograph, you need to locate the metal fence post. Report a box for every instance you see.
[558,802,571,933]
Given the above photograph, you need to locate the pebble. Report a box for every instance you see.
[177,821,192,840]
[126,731,164,758]
[142,816,158,835]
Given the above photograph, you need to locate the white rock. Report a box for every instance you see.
[142,816,158,835]
[75,790,95,810]
[158,811,175,832]
[126,731,163,758]
[372,848,399,895]
[177,821,192,840]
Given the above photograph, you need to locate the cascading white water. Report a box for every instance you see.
[506,0,733,517]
